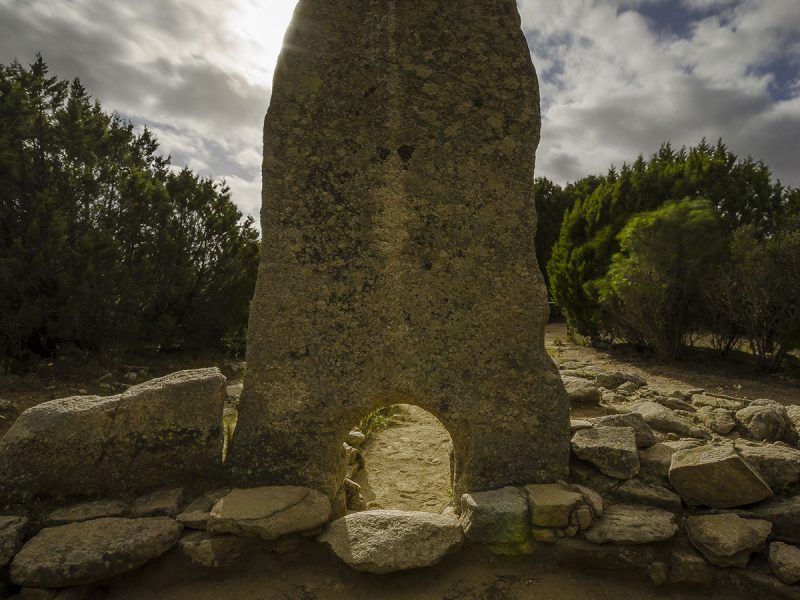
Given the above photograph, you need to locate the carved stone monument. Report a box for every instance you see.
[227,0,570,500]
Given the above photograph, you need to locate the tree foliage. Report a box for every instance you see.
[598,199,727,360]
[545,139,799,369]
[0,56,260,362]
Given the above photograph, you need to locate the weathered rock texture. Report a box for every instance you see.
[10,517,182,587]
[318,510,464,573]
[207,486,331,540]
[227,0,570,499]
[0,369,226,502]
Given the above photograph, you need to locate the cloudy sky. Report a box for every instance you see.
[1,0,798,221]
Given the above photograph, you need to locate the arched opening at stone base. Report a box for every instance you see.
[341,404,454,514]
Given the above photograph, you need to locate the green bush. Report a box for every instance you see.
[598,199,727,360]
[547,141,790,337]
[0,56,259,363]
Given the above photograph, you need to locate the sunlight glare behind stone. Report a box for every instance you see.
[226,0,299,89]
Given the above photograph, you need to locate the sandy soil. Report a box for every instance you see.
[354,405,452,513]
[545,322,800,406]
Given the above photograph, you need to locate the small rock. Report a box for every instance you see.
[46,499,128,526]
[96,372,113,383]
[10,517,182,587]
[747,494,800,539]
[769,542,800,585]
[657,396,696,412]
[318,510,463,573]
[595,372,645,390]
[737,402,793,443]
[0,399,13,412]
[686,513,771,568]
[648,561,669,586]
[571,426,640,479]
[669,544,716,585]
[569,419,593,434]
[525,483,583,528]
[562,376,602,406]
[639,440,702,479]
[460,486,529,547]
[343,478,366,512]
[179,531,255,568]
[692,394,747,411]
[531,527,562,543]
[183,489,231,514]
[734,440,800,491]
[589,413,655,448]
[696,406,736,435]
[669,443,773,508]
[0,516,28,568]
[225,383,243,398]
[617,381,641,394]
[176,511,210,530]
[583,504,677,545]
[208,486,331,540]
[131,488,185,518]
[347,430,366,448]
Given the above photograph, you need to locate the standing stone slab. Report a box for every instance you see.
[226,0,570,499]
[0,369,226,502]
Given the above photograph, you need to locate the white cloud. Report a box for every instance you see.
[518,0,800,185]
[0,0,796,229]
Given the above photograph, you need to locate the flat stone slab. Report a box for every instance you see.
[583,504,678,545]
[669,443,773,508]
[686,513,771,568]
[691,394,747,412]
[46,500,128,526]
[590,413,655,448]
[10,517,182,587]
[571,426,640,479]
[460,486,528,547]
[0,516,28,569]
[608,478,683,512]
[207,486,331,540]
[769,542,800,585]
[319,510,463,573]
[630,401,710,439]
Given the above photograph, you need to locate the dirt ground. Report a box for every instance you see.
[104,539,751,600]
[354,405,453,513]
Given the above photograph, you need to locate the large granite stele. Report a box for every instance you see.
[227,0,570,500]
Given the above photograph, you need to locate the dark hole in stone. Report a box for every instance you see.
[473,96,484,108]
[376,146,390,162]
[397,145,415,162]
